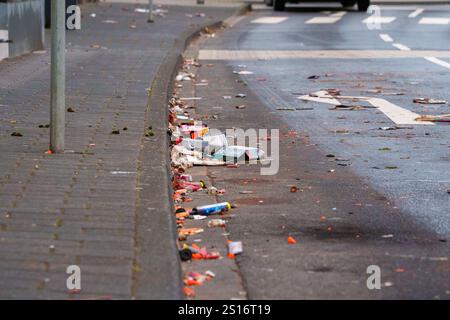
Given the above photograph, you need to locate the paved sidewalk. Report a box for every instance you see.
[0,2,241,299]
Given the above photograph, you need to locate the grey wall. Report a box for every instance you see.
[0,0,44,59]
[0,3,8,29]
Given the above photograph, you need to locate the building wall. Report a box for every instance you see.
[0,2,9,60]
[0,0,45,60]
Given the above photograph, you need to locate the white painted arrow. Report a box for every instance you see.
[298,91,434,125]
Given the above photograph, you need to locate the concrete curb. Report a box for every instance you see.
[133,3,252,300]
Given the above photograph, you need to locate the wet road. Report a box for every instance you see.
[200,2,450,238]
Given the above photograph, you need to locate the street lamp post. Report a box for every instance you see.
[50,0,66,153]
[148,0,154,23]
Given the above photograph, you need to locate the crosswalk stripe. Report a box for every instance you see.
[419,17,450,25]
[306,16,342,24]
[249,14,450,27]
[380,34,393,42]
[408,8,424,18]
[330,11,347,18]
[392,43,411,51]
[251,17,289,24]
[306,11,346,24]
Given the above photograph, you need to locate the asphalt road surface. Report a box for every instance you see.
[201,2,450,237]
[193,2,450,298]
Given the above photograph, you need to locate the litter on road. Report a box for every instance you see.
[207,219,227,228]
[415,114,450,122]
[179,228,204,236]
[234,70,253,75]
[168,57,289,299]
[213,146,265,162]
[183,287,196,298]
[184,271,215,287]
[228,241,243,256]
[287,236,297,244]
[191,202,231,216]
[413,97,448,104]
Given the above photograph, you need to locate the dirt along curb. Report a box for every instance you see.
[132,3,252,300]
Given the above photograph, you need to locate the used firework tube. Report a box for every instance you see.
[191,202,231,216]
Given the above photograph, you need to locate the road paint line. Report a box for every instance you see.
[297,91,341,105]
[0,30,9,61]
[419,17,450,25]
[298,91,433,125]
[362,17,396,24]
[198,50,450,60]
[367,97,431,125]
[392,43,411,51]
[408,8,424,18]
[306,16,342,24]
[251,17,289,24]
[424,56,450,69]
[380,34,393,42]
[330,11,347,18]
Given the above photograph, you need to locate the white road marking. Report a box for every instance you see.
[198,50,450,60]
[298,92,341,105]
[251,17,289,24]
[0,30,9,61]
[392,43,411,51]
[362,17,396,24]
[367,97,432,125]
[298,91,433,126]
[330,11,347,18]
[419,17,450,25]
[380,34,393,42]
[408,8,424,18]
[306,11,347,24]
[424,56,450,69]
[306,16,342,24]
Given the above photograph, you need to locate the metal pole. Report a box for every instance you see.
[148,0,154,23]
[50,0,66,153]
